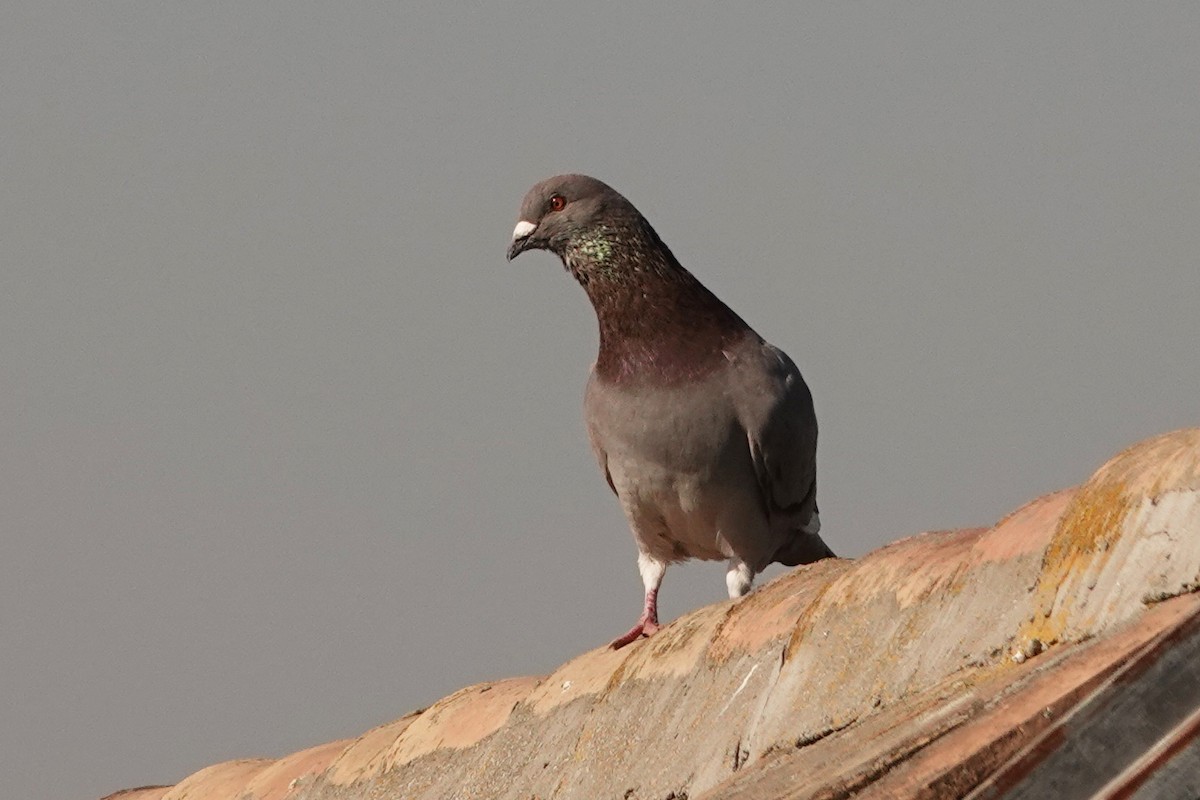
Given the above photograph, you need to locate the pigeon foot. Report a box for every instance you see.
[609,617,660,649]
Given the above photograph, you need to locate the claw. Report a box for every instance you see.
[609,616,660,649]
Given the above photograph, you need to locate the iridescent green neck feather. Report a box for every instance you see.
[561,220,751,387]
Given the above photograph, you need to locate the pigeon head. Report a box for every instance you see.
[505,174,648,271]
[506,174,751,385]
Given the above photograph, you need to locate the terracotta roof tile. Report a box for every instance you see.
[103,428,1200,800]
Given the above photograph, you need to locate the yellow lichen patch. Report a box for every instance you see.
[323,711,423,786]
[1033,481,1131,621]
[1023,428,1200,645]
[382,677,540,770]
[161,758,273,800]
[971,489,1076,564]
[1057,481,1130,561]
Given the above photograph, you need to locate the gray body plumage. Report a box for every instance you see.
[507,174,833,647]
[584,332,826,573]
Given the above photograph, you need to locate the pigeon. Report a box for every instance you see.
[507,174,833,649]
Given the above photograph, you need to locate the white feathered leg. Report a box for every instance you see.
[725,557,754,599]
[610,552,667,649]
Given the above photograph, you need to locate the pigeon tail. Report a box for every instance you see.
[772,528,836,566]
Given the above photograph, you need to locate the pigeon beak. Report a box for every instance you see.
[506,220,537,261]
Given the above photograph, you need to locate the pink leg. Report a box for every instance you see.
[609,587,661,649]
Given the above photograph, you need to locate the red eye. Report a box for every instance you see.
[549,194,567,212]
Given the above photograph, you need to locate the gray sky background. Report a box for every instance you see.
[2,4,1197,797]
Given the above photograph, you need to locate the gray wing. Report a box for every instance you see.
[733,340,831,564]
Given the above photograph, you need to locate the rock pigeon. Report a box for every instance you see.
[507,174,833,648]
